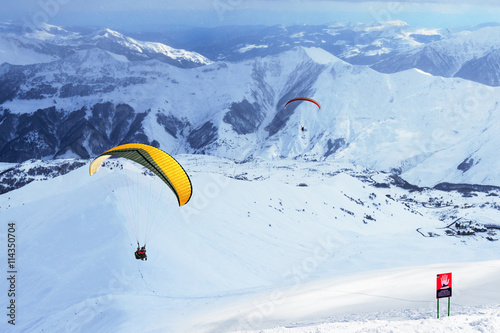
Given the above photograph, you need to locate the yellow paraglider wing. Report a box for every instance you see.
[89,143,192,206]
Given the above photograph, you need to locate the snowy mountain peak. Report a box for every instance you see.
[385,20,409,27]
[302,47,341,64]
[0,22,212,68]
[98,28,123,39]
[19,22,76,43]
[90,28,132,45]
[364,20,409,31]
[84,27,213,67]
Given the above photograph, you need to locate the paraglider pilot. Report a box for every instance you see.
[135,243,147,261]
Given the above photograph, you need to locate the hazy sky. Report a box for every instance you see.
[2,0,500,31]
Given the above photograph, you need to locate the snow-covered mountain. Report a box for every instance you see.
[0,22,72,65]
[74,28,212,68]
[154,21,500,87]
[2,21,500,188]
[136,21,443,65]
[371,26,500,86]
[0,22,212,67]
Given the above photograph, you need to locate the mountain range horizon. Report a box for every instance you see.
[1,19,500,188]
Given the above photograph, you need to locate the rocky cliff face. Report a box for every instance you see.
[0,103,154,162]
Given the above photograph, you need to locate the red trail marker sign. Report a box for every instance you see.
[436,272,452,318]
[436,272,452,298]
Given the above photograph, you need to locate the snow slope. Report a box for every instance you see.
[0,156,499,332]
[0,35,57,65]
[196,262,500,332]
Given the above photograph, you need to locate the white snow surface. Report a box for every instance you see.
[95,29,212,65]
[0,35,57,65]
[0,24,212,66]
[237,44,269,53]
[1,156,499,332]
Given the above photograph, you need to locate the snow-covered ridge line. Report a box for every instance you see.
[0,159,86,194]
[92,28,213,65]
[0,22,212,67]
[1,155,498,195]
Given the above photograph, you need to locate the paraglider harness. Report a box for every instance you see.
[135,243,147,261]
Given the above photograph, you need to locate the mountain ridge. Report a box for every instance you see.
[2,22,500,187]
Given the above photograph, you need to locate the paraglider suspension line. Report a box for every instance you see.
[137,266,157,295]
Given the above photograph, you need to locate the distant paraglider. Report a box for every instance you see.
[284,97,320,132]
[284,97,321,110]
